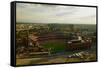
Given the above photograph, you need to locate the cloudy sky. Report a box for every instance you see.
[16,3,96,24]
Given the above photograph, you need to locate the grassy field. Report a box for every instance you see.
[16,40,97,65]
[42,40,66,53]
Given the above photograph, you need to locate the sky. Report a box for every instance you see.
[16,3,96,24]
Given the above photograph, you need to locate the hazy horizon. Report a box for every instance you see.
[16,3,96,24]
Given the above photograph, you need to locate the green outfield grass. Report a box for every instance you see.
[42,40,66,53]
